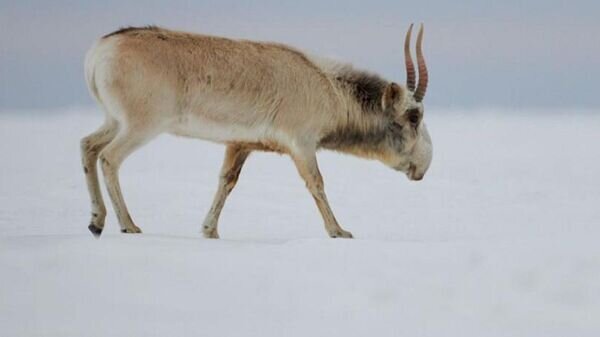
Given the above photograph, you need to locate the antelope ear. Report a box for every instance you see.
[382,82,405,110]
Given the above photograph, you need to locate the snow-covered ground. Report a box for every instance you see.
[1,108,599,336]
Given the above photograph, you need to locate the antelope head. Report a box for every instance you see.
[381,23,432,181]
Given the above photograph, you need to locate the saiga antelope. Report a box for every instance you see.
[81,23,432,239]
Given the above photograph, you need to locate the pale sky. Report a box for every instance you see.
[1,0,599,110]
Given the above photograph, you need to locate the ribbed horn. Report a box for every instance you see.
[404,23,416,92]
[414,23,428,102]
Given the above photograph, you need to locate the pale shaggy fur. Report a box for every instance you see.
[81,26,432,239]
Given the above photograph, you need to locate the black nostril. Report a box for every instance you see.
[408,163,416,174]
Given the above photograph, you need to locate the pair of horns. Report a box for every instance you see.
[404,23,428,102]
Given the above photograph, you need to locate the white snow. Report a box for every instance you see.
[1,108,599,336]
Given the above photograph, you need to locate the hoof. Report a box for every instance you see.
[121,226,142,234]
[88,224,103,237]
[203,228,220,239]
[329,229,353,239]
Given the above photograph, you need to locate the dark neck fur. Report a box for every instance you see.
[319,68,396,153]
[334,68,389,114]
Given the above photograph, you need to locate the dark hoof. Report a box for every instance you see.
[203,228,220,239]
[121,227,142,234]
[88,224,103,237]
[329,229,353,239]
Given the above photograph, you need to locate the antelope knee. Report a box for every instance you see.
[80,137,94,154]
[304,174,324,192]
[220,172,238,192]
[81,137,105,159]
[99,154,117,175]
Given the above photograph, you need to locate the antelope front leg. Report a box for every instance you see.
[291,149,353,238]
[202,145,250,239]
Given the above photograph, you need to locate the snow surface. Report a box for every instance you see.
[1,108,599,336]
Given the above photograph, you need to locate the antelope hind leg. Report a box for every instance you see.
[80,120,118,237]
[99,127,158,234]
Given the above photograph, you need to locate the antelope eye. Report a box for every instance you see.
[407,109,420,124]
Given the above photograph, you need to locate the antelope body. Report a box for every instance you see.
[81,24,432,238]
